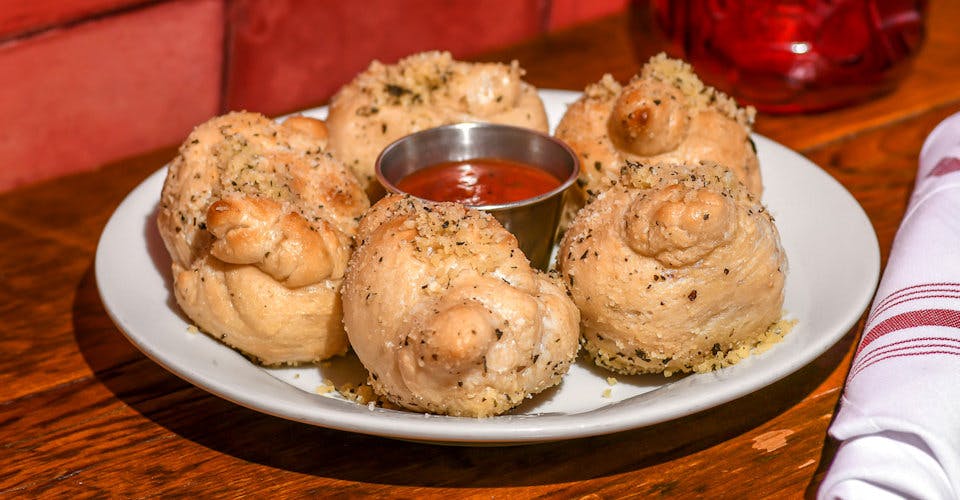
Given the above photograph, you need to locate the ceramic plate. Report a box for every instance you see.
[95,90,880,444]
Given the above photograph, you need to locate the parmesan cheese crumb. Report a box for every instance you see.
[690,316,798,373]
[338,382,378,405]
[602,388,612,398]
[315,379,335,394]
[641,52,755,128]
[606,377,618,386]
[187,325,199,334]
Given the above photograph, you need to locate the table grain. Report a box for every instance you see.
[3,1,960,497]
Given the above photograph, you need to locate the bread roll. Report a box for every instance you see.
[342,195,580,416]
[558,161,786,375]
[325,51,549,199]
[555,53,761,218]
[157,111,369,365]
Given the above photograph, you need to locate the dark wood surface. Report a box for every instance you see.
[3,1,959,497]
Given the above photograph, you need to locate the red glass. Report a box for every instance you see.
[647,0,928,113]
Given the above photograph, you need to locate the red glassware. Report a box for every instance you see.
[647,0,928,113]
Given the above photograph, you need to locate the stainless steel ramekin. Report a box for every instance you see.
[375,122,579,270]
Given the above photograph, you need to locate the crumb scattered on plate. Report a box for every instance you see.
[316,379,335,395]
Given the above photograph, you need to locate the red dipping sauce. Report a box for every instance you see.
[395,158,562,206]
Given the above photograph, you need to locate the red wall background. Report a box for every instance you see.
[0,0,628,192]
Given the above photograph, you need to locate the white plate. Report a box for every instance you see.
[95,90,880,445]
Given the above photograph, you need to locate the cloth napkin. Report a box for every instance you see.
[819,111,960,500]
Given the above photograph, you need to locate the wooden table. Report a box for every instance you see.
[3,1,959,497]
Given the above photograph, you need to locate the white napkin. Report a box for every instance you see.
[819,111,960,500]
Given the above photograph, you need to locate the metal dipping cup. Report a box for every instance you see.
[375,122,580,271]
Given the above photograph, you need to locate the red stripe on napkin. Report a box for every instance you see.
[850,337,960,379]
[870,291,960,323]
[856,309,960,356]
[927,156,960,177]
[851,349,960,380]
[870,283,960,323]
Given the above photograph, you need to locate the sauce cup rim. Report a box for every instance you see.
[375,122,580,210]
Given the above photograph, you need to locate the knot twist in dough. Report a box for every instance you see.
[608,80,691,157]
[408,299,499,373]
[624,184,737,267]
[206,196,348,288]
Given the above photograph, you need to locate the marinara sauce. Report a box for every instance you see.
[395,158,561,206]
